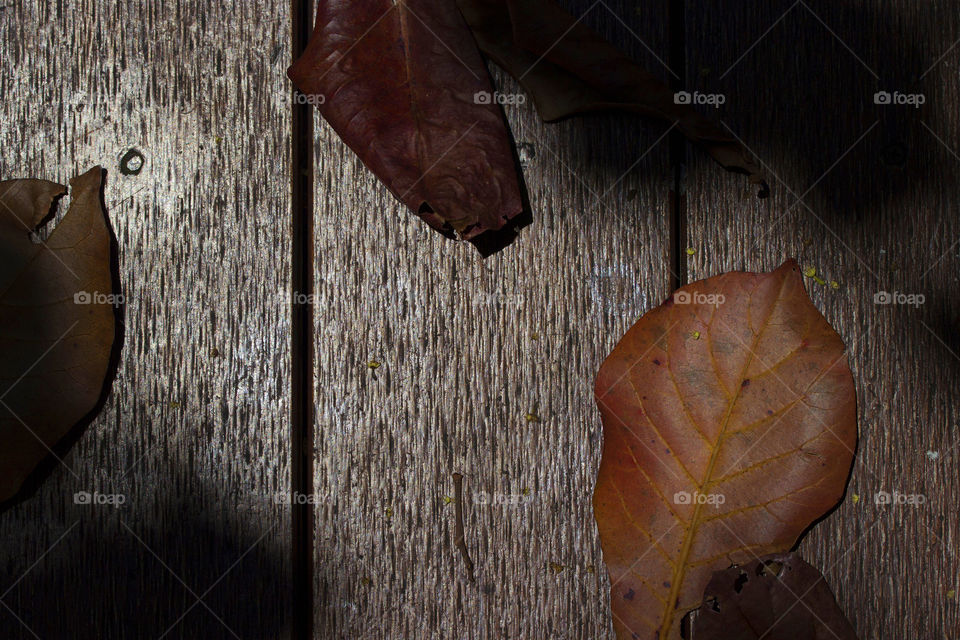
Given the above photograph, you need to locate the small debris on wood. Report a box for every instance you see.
[452,473,475,582]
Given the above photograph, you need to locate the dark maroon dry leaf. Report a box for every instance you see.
[457,0,769,197]
[289,0,523,240]
[688,552,858,640]
[0,167,117,504]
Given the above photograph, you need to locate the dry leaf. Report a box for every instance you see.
[289,0,523,240]
[593,260,856,639]
[457,0,769,196]
[0,167,117,503]
[688,552,858,640]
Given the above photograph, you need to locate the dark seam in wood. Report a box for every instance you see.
[668,0,687,290]
[291,1,315,639]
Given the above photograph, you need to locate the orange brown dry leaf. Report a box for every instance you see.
[593,260,857,640]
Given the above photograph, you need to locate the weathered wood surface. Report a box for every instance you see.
[684,1,960,638]
[3,0,955,638]
[0,2,292,638]
[310,2,674,636]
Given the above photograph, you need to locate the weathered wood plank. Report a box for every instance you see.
[0,2,292,638]
[310,1,675,636]
[684,1,960,636]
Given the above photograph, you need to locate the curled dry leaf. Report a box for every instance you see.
[457,0,769,196]
[289,0,523,240]
[0,167,117,504]
[593,260,856,639]
[688,552,858,640]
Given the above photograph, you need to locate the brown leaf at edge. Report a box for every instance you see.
[289,0,524,240]
[688,552,858,640]
[593,260,857,640]
[456,0,770,197]
[0,167,117,504]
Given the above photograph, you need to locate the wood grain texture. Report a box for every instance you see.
[683,1,960,637]
[310,2,675,636]
[0,2,292,638]
[5,1,947,637]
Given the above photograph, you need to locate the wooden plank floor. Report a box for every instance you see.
[2,1,957,638]
[310,2,673,637]
[0,2,293,639]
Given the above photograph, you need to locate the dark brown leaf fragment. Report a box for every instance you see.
[687,552,858,640]
[0,168,118,504]
[457,0,769,196]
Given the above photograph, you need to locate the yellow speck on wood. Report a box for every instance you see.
[443,495,454,505]
[691,330,701,340]
[531,332,540,341]
[169,401,180,409]
[830,280,840,289]
[385,508,393,518]
[367,361,381,369]
[550,563,565,574]
[685,247,696,256]
[521,487,531,496]
[947,589,956,599]
[852,494,860,504]
[525,412,540,423]
[803,265,817,278]
[813,275,827,286]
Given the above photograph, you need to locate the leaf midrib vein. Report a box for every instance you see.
[657,274,788,638]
